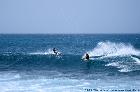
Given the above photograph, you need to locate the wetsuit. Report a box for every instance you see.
[85,54,89,60]
[53,48,57,54]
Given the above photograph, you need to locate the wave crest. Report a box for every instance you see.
[87,41,140,58]
[83,41,140,73]
[29,49,61,55]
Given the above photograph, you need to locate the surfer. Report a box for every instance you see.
[53,48,58,55]
[82,53,90,61]
[85,53,90,60]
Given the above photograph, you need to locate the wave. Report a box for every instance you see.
[85,41,140,58]
[29,48,61,55]
[83,41,140,72]
[132,56,140,65]
[106,62,132,72]
[0,41,140,73]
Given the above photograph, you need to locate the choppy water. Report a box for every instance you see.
[0,34,140,92]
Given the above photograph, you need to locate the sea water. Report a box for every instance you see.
[0,34,140,92]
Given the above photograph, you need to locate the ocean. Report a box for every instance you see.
[0,34,140,92]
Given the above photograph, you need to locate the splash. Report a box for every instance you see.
[132,56,140,65]
[83,41,140,72]
[86,41,140,58]
[106,62,132,72]
[29,49,61,55]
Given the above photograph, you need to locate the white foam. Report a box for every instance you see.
[84,41,140,58]
[29,49,61,55]
[0,72,21,81]
[0,73,140,92]
[119,68,131,72]
[106,62,131,72]
[106,62,120,67]
[131,56,140,65]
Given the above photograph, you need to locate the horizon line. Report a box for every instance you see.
[0,33,140,35]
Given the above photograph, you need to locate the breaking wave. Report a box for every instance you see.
[85,41,140,58]
[84,41,140,72]
[29,48,61,55]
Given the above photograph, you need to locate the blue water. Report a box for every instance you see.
[0,34,140,92]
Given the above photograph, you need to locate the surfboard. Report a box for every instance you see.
[53,51,61,56]
[81,57,90,61]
